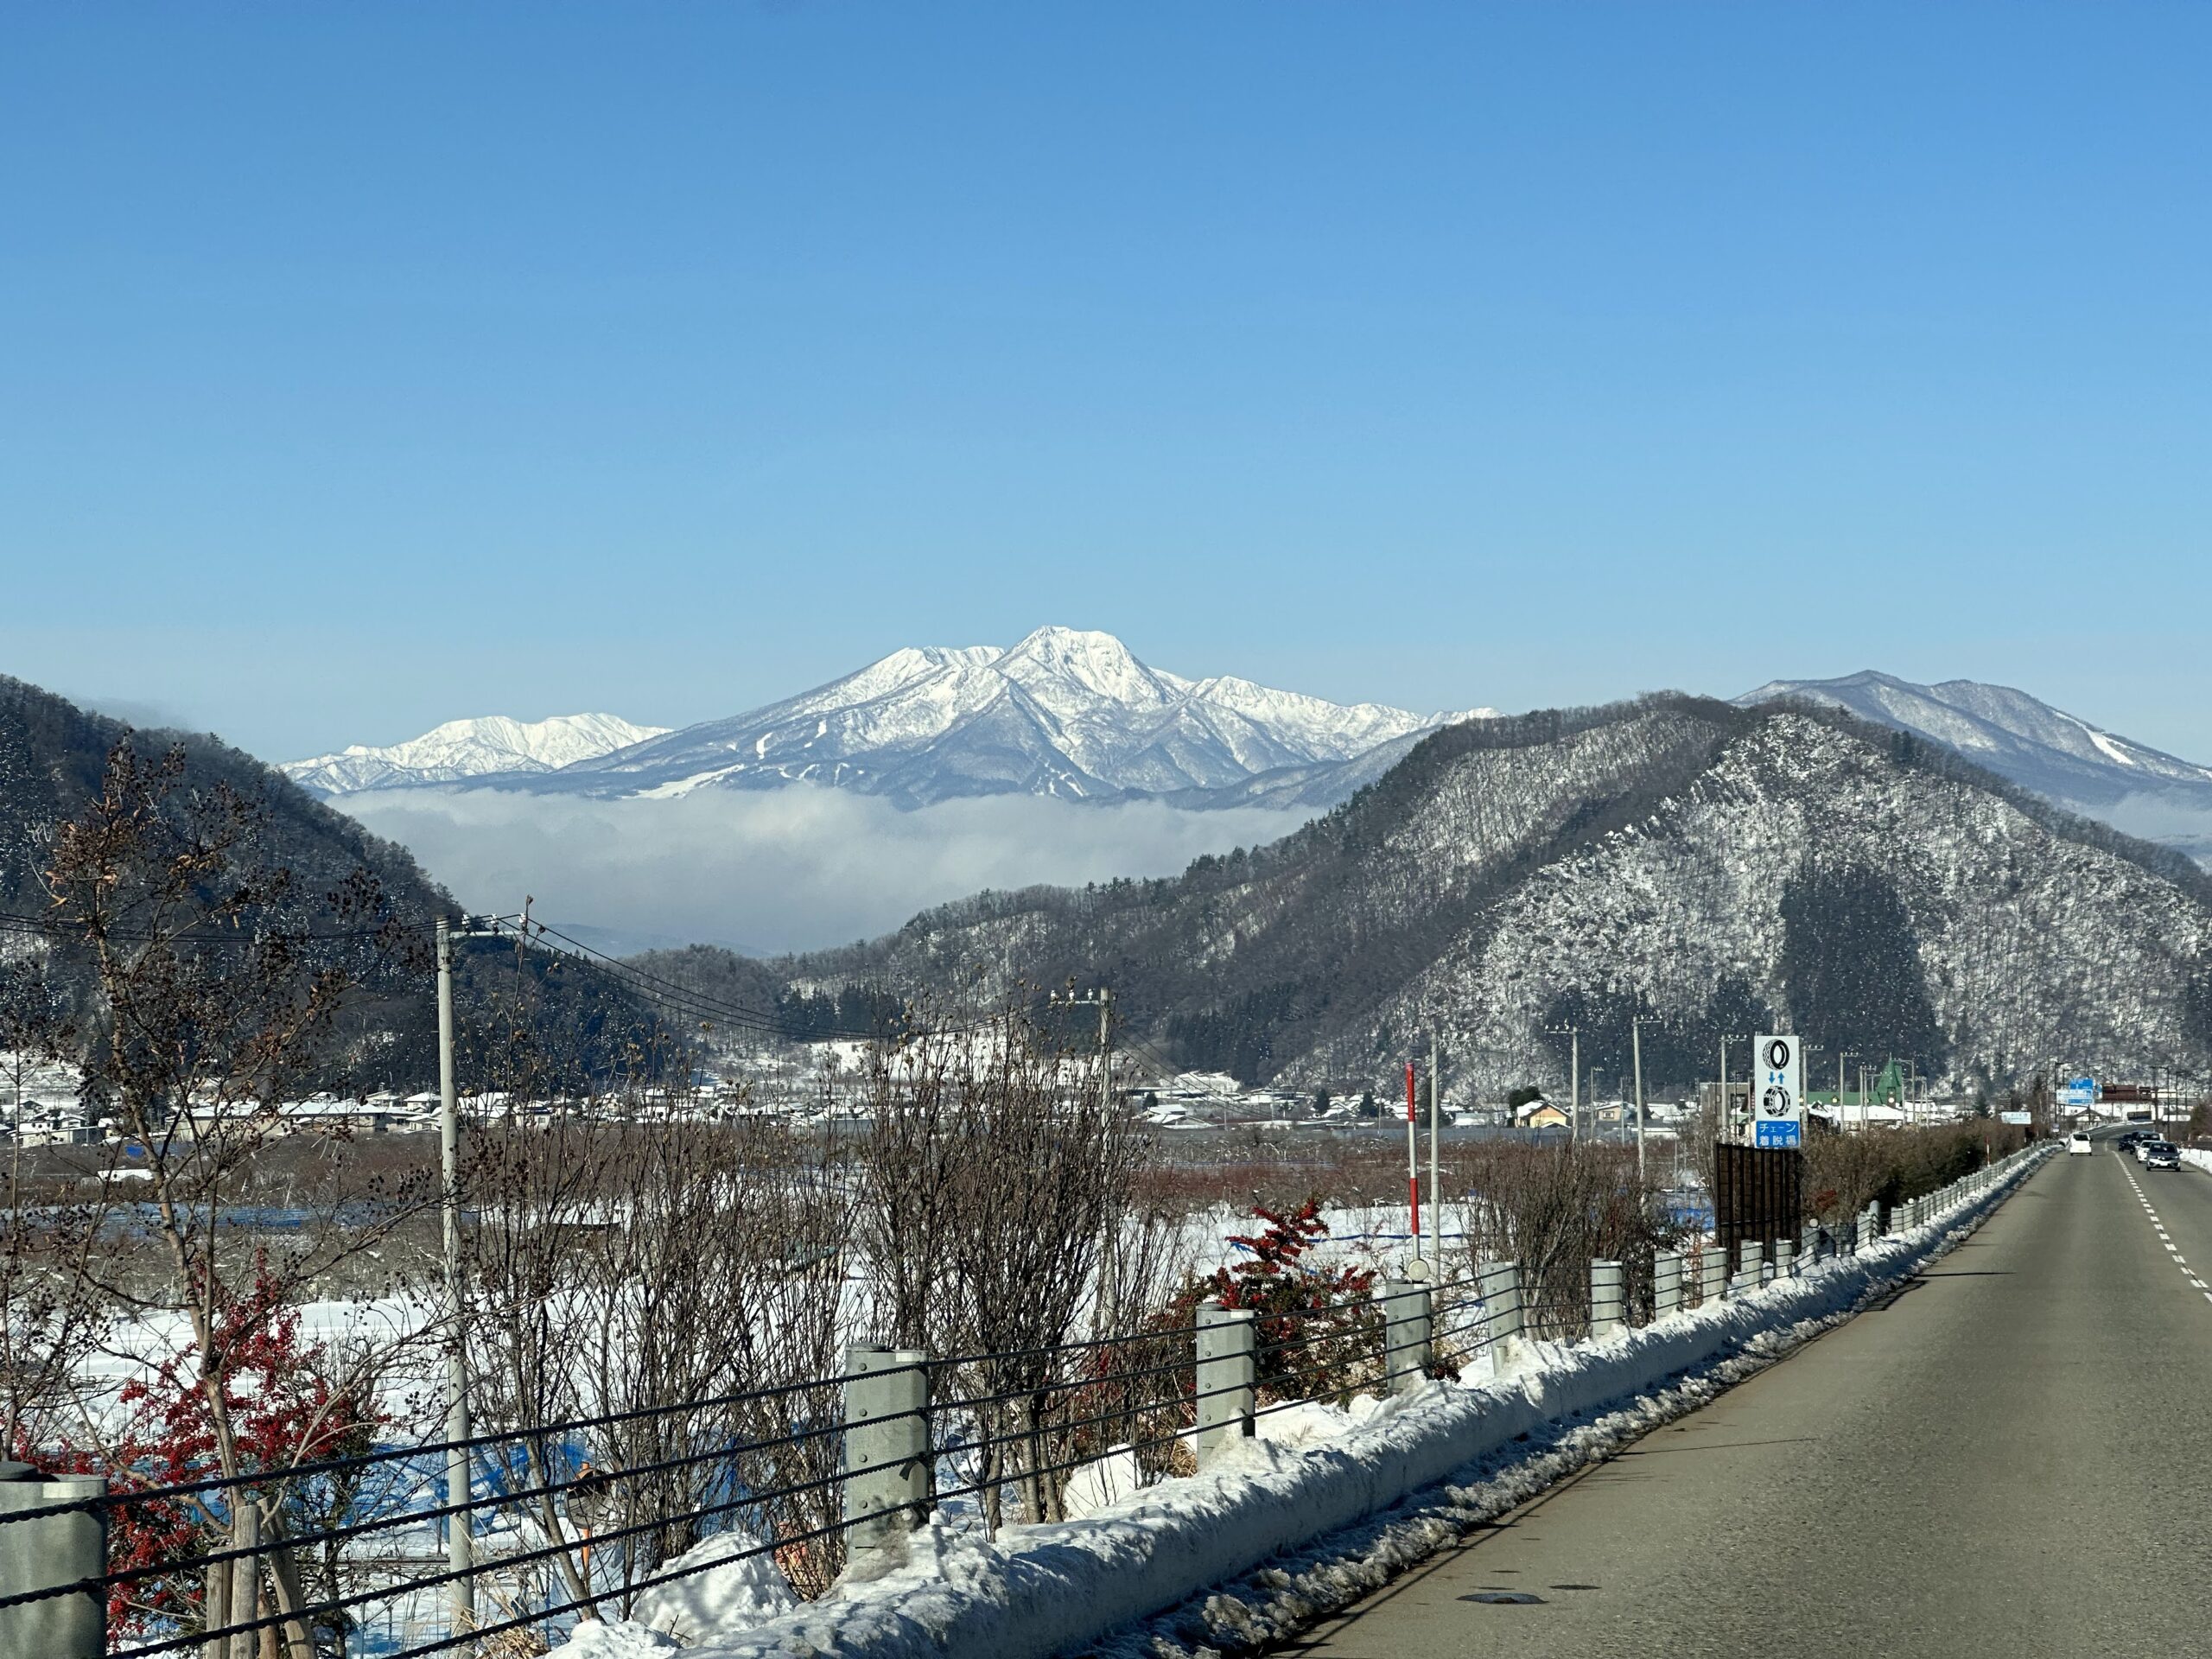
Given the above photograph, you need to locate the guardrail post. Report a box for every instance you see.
[1654,1249,1683,1317]
[1380,1280,1432,1393]
[1734,1240,1765,1293]
[204,1544,228,1659]
[1774,1237,1796,1279]
[1478,1260,1524,1371]
[226,1502,260,1659]
[1699,1244,1726,1304]
[1801,1221,1821,1265]
[0,1463,105,1659]
[1196,1301,1256,1465]
[842,1344,930,1577]
[1589,1260,1624,1336]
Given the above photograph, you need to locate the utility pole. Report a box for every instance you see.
[1403,1059,1421,1268]
[435,907,524,1635]
[1428,1033,1442,1265]
[1570,1029,1580,1144]
[435,916,478,1635]
[1631,1015,1649,1183]
[1544,1022,1580,1141]
[1717,1033,1746,1146]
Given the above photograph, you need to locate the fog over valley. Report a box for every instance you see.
[340,783,1310,955]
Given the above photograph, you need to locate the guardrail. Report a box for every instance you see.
[0,1140,2050,1657]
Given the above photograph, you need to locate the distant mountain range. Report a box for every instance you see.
[283,712,668,795]
[279,647,2212,870]
[286,628,1495,811]
[10,663,2210,1094]
[1740,671,2212,863]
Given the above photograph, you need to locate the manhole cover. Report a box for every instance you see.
[1461,1592,1546,1605]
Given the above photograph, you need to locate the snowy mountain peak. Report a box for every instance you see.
[826,645,1002,708]
[374,628,1491,811]
[283,713,669,795]
[996,626,1175,712]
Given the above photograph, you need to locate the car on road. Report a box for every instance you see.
[2069,1131,2094,1155]
[2145,1142,2183,1170]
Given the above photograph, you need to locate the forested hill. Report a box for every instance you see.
[0,674,451,922]
[767,695,2212,1098]
[0,674,665,1092]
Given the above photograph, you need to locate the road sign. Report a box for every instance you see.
[2058,1077,2095,1109]
[1999,1110,2031,1126]
[1753,1033,1804,1148]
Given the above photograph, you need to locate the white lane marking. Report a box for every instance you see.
[2115,1152,2212,1314]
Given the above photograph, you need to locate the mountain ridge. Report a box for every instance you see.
[1738,671,2212,866]
[299,627,1497,811]
[283,712,669,795]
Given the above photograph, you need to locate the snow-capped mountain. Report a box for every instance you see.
[1738,671,2212,861]
[479,628,1492,809]
[283,713,669,796]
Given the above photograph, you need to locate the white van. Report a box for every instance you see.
[2069,1130,2094,1155]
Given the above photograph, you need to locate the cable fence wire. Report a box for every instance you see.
[0,1378,874,1656]
[3,1272,1518,1656]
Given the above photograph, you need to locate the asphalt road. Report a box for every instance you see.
[1281,1146,2212,1659]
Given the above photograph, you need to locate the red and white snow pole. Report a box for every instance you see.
[1405,1059,1421,1259]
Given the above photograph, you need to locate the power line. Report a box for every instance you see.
[0,907,439,949]
[486,915,1046,1045]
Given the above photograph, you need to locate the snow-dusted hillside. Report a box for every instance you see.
[461,627,1494,810]
[1353,710,2212,1099]
[283,713,669,795]
[1740,671,2212,862]
[786,697,2212,1095]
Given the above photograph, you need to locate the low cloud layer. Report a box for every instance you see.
[344,785,1311,956]
[2094,791,2212,862]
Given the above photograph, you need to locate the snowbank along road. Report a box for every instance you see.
[646,1150,2042,1659]
[1281,1145,2212,1659]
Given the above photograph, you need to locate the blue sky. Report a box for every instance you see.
[3,3,2207,762]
